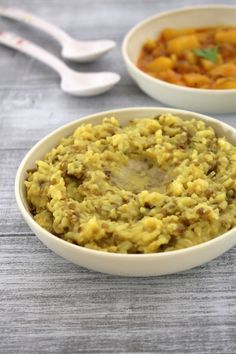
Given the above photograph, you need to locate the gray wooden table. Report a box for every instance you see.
[0,0,236,353]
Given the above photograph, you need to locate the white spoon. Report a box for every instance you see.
[0,31,120,96]
[0,7,116,62]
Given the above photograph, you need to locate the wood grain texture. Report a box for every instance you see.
[0,0,236,353]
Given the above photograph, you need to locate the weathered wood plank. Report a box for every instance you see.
[1,235,236,353]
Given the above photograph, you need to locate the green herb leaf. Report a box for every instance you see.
[193,46,219,64]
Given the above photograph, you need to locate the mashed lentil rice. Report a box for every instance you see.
[25,114,236,253]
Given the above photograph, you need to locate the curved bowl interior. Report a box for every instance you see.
[122,6,236,113]
[15,107,236,276]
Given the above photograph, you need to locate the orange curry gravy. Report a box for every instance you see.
[137,27,236,89]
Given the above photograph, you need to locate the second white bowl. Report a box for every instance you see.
[122,5,236,113]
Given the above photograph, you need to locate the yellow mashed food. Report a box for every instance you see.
[25,114,236,253]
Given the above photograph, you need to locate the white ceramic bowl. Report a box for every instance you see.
[122,5,236,114]
[15,107,236,276]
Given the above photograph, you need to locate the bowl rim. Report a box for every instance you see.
[15,106,236,260]
[122,4,236,95]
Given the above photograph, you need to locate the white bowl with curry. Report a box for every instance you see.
[15,107,236,276]
[122,5,236,113]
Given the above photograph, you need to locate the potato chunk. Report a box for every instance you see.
[209,63,236,77]
[213,78,236,89]
[146,56,173,73]
[144,39,156,51]
[183,73,211,87]
[215,29,236,45]
[167,35,200,55]
[162,28,195,40]
[200,59,215,71]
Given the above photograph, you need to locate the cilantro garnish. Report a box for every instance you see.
[193,46,219,64]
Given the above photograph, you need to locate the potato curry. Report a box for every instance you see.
[137,27,236,89]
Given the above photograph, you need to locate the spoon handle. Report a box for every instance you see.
[0,31,69,76]
[0,7,70,44]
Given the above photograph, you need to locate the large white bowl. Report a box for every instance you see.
[122,5,236,114]
[15,107,236,276]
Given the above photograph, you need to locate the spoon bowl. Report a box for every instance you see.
[61,70,120,96]
[61,38,116,62]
